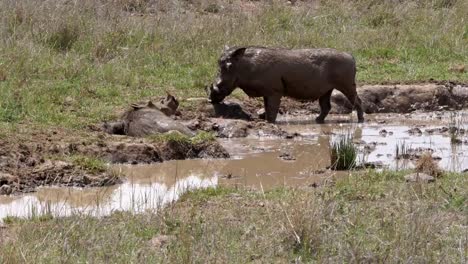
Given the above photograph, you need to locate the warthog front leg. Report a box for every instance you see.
[316,90,333,124]
[263,96,282,123]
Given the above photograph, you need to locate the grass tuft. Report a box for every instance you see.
[415,152,442,177]
[45,22,80,51]
[395,140,410,159]
[329,133,357,170]
[69,155,107,174]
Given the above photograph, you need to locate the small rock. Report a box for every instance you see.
[221,173,240,179]
[186,120,200,130]
[279,152,295,161]
[407,127,423,135]
[285,132,300,139]
[64,96,74,106]
[425,128,435,134]
[379,129,388,136]
[149,235,175,249]
[0,184,12,195]
[362,161,384,169]
[309,182,319,188]
[438,127,449,133]
[311,169,325,174]
[404,173,435,183]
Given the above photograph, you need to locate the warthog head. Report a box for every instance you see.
[207,46,246,104]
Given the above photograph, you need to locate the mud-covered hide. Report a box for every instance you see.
[122,105,194,137]
[103,94,194,137]
[193,99,253,120]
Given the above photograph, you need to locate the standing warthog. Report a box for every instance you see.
[206,46,364,123]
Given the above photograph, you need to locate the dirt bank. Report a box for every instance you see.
[183,83,468,119]
[3,83,467,194]
[0,130,229,195]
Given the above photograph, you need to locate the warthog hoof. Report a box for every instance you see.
[315,117,325,124]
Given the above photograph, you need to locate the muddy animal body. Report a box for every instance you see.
[103,93,194,137]
[207,46,364,123]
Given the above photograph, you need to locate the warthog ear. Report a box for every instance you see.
[228,47,246,60]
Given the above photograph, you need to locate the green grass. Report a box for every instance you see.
[330,133,357,170]
[0,170,466,263]
[68,155,107,174]
[0,0,466,129]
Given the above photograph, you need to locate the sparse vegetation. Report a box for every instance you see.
[329,133,357,170]
[0,0,467,129]
[395,140,410,159]
[415,152,442,177]
[449,111,465,144]
[0,171,466,262]
[69,155,107,174]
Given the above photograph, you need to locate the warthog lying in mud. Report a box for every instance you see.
[103,93,194,137]
[207,46,364,123]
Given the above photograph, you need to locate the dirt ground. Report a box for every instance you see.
[1,82,467,194]
[0,129,228,195]
[183,82,468,119]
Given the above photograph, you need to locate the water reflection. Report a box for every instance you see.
[0,174,217,220]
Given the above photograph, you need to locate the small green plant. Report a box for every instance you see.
[395,140,410,159]
[69,155,107,174]
[191,131,216,144]
[329,133,357,170]
[449,112,463,144]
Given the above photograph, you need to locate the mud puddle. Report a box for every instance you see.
[2,111,468,220]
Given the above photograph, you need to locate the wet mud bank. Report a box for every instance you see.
[185,83,468,119]
[0,132,229,195]
[2,110,468,219]
[2,83,468,195]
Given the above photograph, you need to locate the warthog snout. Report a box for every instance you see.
[207,84,225,104]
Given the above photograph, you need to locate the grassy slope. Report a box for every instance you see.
[0,171,466,263]
[0,0,466,129]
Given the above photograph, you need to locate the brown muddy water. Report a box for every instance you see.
[2,111,468,220]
